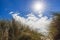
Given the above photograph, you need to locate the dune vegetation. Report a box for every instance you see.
[0,13,60,40]
[0,19,44,40]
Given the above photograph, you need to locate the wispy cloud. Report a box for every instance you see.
[9,11,52,36]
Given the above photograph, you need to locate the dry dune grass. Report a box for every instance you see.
[0,19,43,40]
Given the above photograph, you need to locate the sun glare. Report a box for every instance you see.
[31,2,45,12]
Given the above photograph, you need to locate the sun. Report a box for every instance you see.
[34,2,43,11]
[31,2,45,12]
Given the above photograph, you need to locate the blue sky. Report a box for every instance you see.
[0,0,60,19]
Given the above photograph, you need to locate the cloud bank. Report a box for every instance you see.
[9,11,52,36]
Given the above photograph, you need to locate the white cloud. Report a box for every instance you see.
[9,12,14,14]
[27,13,39,21]
[10,11,52,36]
